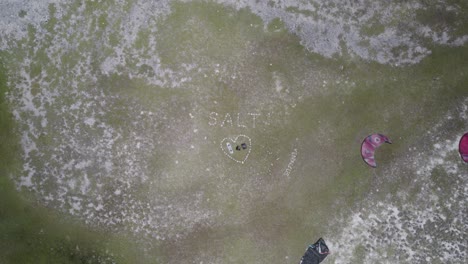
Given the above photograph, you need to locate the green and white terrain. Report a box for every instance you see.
[0,0,467,263]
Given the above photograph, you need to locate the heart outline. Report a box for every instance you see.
[220,135,252,164]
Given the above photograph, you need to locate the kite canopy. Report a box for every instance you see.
[299,238,330,264]
[459,132,468,163]
[361,134,392,168]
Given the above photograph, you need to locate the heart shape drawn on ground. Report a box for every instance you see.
[220,135,252,164]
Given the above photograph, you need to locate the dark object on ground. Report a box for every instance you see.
[299,238,330,264]
[241,143,247,149]
[236,145,241,151]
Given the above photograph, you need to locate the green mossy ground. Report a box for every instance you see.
[1,1,467,263]
[0,54,149,264]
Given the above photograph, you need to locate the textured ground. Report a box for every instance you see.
[0,0,467,263]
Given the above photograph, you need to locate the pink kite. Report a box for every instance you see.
[459,132,468,163]
[361,134,392,168]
